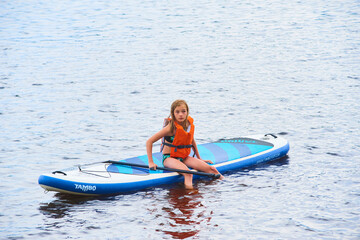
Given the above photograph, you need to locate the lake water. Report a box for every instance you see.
[1,0,359,239]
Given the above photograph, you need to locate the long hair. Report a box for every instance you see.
[168,100,189,132]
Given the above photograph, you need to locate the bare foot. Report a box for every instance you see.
[185,184,194,190]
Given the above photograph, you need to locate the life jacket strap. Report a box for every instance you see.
[162,142,193,152]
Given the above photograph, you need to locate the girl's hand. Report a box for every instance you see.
[149,162,158,170]
[203,159,213,164]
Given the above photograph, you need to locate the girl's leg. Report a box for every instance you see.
[183,156,224,180]
[163,157,194,189]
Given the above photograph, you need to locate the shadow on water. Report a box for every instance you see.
[38,193,116,219]
[260,155,290,167]
[222,155,290,176]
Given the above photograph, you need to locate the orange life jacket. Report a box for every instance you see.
[162,116,195,159]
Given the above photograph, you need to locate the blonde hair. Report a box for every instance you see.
[169,99,189,132]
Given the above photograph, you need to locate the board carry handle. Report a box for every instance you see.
[52,170,67,176]
[105,160,221,179]
[265,133,277,138]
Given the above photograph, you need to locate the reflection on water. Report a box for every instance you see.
[159,187,211,239]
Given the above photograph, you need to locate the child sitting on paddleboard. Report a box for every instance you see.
[146,99,224,189]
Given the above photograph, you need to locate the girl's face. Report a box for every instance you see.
[173,104,188,123]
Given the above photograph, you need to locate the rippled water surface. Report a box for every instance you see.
[1,0,359,239]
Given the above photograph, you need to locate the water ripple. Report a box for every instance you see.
[1,0,360,239]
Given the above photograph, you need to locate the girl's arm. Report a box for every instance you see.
[146,125,172,169]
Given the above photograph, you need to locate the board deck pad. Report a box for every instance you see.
[107,138,274,175]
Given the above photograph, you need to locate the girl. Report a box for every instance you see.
[146,100,224,189]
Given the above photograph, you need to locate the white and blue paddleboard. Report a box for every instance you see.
[38,134,289,196]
